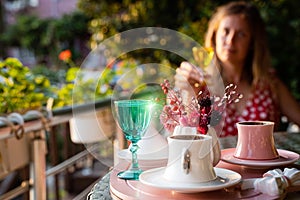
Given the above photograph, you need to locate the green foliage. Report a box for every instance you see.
[31,65,66,86]
[0,58,141,113]
[78,0,300,98]
[1,15,50,55]
[53,59,139,108]
[0,58,54,113]
[1,0,299,114]
[0,11,91,65]
[258,0,300,99]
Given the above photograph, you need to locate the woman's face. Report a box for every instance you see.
[215,14,252,68]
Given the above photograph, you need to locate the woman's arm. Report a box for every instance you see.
[275,78,300,126]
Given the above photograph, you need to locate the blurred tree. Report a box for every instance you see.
[0,2,5,58]
[77,0,217,65]
[0,11,91,66]
[1,0,299,98]
[259,0,300,99]
[78,0,300,98]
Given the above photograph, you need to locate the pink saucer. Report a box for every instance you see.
[221,148,299,169]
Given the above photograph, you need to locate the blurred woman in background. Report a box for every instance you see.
[175,1,300,137]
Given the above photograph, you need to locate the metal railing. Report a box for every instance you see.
[0,98,116,200]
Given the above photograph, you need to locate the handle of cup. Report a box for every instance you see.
[182,148,191,174]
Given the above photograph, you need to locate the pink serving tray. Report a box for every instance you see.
[109,158,281,200]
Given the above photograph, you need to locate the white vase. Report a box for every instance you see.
[173,125,198,135]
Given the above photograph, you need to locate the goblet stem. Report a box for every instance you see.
[117,140,143,180]
[130,141,140,170]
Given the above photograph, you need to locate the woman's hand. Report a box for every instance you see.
[174,61,208,94]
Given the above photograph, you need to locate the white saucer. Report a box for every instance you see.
[139,167,241,193]
[221,148,299,168]
[118,149,168,161]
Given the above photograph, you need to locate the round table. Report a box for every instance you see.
[88,132,300,200]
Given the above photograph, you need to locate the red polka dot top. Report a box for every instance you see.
[219,81,280,137]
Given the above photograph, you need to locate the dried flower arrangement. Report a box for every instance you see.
[159,79,243,134]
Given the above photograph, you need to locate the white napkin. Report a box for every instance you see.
[241,168,300,196]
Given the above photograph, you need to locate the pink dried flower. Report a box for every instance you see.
[159,80,242,134]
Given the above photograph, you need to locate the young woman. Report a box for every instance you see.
[175,1,300,137]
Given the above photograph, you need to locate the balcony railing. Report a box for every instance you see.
[0,98,118,200]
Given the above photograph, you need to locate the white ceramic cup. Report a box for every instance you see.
[163,134,216,183]
[173,125,221,166]
[234,121,279,160]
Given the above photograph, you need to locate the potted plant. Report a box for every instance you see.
[0,58,53,114]
[0,57,54,176]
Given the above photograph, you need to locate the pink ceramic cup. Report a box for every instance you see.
[234,121,279,160]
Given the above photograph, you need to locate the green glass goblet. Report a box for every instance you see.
[114,99,153,180]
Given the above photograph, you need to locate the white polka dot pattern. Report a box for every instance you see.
[220,82,279,137]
